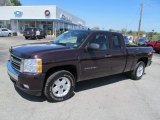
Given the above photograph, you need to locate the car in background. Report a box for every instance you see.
[23,27,46,39]
[0,28,13,37]
[137,39,147,46]
[146,40,160,53]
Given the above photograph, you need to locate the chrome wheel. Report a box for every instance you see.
[52,77,71,97]
[136,65,144,77]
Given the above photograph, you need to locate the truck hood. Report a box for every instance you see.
[11,42,70,58]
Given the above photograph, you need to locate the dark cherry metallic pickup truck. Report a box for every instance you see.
[7,30,153,102]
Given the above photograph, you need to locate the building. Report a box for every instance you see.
[0,5,85,35]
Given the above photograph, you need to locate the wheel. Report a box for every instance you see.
[8,33,11,37]
[25,37,29,39]
[130,61,145,80]
[44,70,75,102]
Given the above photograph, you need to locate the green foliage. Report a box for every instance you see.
[109,29,114,32]
[127,30,137,35]
[152,35,160,40]
[128,42,138,46]
[92,26,100,30]
[121,28,127,34]
[10,0,22,6]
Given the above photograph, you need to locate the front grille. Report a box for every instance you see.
[10,54,22,72]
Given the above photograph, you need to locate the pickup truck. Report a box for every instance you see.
[146,40,160,53]
[7,30,153,102]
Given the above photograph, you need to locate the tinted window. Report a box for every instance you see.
[2,29,8,31]
[89,33,109,50]
[24,28,34,31]
[111,34,121,49]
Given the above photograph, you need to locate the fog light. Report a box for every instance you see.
[23,84,29,89]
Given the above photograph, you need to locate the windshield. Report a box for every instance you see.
[52,31,89,48]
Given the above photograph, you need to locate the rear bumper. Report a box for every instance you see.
[7,61,46,96]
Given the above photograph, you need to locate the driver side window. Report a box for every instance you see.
[89,33,109,50]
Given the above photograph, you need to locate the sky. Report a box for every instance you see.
[20,0,160,32]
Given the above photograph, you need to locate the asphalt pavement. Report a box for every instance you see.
[0,36,160,120]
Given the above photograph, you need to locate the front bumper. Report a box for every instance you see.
[7,61,46,96]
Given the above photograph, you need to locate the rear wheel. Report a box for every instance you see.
[44,70,75,102]
[25,37,29,39]
[8,33,11,37]
[130,61,145,80]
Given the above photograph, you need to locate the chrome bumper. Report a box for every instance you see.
[7,61,19,81]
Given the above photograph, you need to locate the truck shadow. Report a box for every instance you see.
[14,73,129,102]
[75,74,128,92]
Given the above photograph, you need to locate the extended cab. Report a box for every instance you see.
[7,30,153,102]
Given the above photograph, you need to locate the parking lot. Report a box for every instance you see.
[0,36,160,120]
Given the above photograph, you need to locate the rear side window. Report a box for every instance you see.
[2,29,8,31]
[111,34,122,49]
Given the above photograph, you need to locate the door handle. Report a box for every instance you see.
[104,54,112,58]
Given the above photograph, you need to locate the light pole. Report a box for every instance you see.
[137,3,144,40]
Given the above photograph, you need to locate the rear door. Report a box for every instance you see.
[79,32,112,80]
[109,33,127,74]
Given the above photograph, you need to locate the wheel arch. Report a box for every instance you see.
[44,65,78,84]
[137,57,148,67]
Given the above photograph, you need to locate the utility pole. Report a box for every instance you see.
[137,3,144,40]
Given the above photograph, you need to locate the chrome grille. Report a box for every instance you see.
[10,54,22,72]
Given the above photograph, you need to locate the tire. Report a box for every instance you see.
[44,70,75,102]
[8,33,11,37]
[130,61,145,80]
[25,37,29,39]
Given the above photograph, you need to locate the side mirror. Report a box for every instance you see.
[87,43,100,51]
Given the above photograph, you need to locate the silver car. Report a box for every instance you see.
[0,28,13,37]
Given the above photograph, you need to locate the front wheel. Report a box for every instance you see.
[8,33,11,37]
[44,70,75,102]
[130,61,145,80]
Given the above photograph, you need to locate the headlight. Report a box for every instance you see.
[23,59,42,73]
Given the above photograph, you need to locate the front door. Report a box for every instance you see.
[79,32,112,81]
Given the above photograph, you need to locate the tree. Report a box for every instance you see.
[108,29,114,32]
[121,28,127,34]
[0,0,22,6]
[10,0,22,6]
[92,26,100,30]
